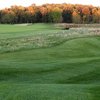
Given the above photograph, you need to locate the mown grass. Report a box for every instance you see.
[0,23,100,100]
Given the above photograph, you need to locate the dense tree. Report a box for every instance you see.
[92,8,100,23]
[1,12,15,24]
[72,11,81,23]
[0,4,100,24]
[42,7,62,23]
[45,11,62,23]
[82,7,90,23]
[62,10,72,23]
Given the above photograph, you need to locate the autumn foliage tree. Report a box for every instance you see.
[0,3,100,24]
[92,8,100,23]
[82,7,90,23]
[72,10,81,23]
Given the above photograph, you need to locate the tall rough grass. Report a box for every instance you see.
[0,28,100,53]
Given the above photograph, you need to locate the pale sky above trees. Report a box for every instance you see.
[0,0,100,9]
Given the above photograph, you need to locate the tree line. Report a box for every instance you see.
[0,3,100,24]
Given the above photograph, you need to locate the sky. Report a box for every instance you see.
[0,0,100,9]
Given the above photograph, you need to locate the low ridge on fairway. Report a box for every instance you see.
[0,24,100,100]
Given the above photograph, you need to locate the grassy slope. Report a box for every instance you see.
[0,24,100,100]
